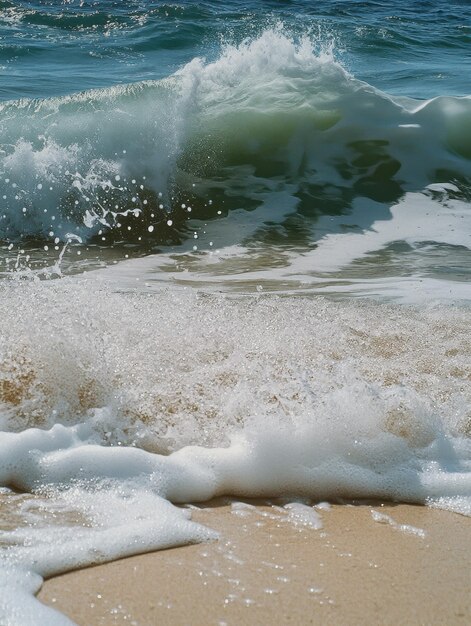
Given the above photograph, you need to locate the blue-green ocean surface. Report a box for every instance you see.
[0,0,470,299]
[1,0,471,100]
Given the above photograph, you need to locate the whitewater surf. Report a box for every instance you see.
[0,8,470,625]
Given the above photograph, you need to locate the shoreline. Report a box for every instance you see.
[37,501,470,625]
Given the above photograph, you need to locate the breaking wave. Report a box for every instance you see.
[0,29,470,248]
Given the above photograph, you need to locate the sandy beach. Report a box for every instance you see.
[37,501,470,625]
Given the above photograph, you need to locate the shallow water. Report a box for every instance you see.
[0,2,470,624]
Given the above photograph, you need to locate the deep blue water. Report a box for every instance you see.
[1,0,470,101]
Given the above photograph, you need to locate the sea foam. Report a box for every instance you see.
[0,277,470,623]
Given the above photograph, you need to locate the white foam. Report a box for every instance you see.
[284,503,323,530]
[289,192,471,274]
[0,277,470,622]
[95,189,471,304]
[426,496,471,517]
[370,510,426,538]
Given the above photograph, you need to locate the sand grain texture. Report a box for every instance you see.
[38,502,470,625]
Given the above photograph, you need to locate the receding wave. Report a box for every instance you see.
[0,29,470,249]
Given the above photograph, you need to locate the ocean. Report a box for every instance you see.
[0,1,470,623]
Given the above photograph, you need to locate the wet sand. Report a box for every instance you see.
[37,501,470,625]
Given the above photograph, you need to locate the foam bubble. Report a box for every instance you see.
[370,510,426,537]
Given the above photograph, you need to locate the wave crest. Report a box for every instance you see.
[0,29,470,247]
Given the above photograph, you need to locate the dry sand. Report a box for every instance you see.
[37,501,470,625]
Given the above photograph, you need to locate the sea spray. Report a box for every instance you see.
[1,30,470,247]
